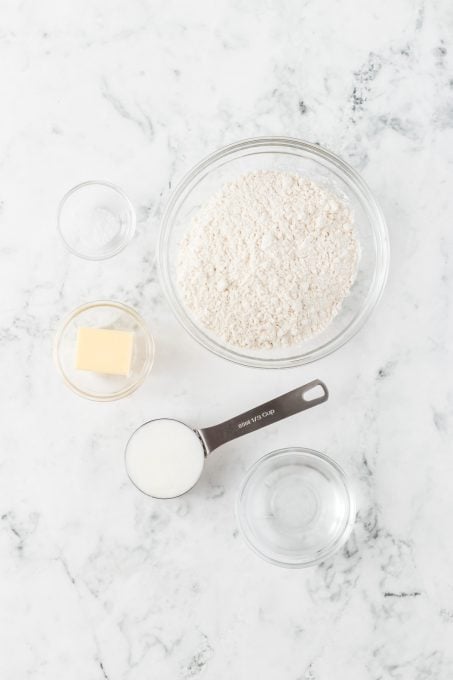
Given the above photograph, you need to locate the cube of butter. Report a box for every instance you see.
[76,327,134,376]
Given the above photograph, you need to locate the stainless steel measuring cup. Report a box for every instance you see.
[125,379,328,499]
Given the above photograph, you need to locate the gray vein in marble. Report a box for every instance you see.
[416,3,425,30]
[184,633,213,678]
[432,408,447,433]
[1,511,39,556]
[100,77,154,140]
[440,609,453,623]
[377,115,421,141]
[57,554,76,586]
[98,660,110,680]
[1,512,24,554]
[298,100,307,115]
[377,360,397,380]
[351,52,383,121]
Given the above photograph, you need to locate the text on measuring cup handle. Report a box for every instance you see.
[237,409,276,430]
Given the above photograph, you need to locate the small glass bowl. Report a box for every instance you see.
[158,137,390,368]
[54,301,154,401]
[58,181,136,260]
[237,447,355,568]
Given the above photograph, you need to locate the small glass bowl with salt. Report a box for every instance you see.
[57,180,136,260]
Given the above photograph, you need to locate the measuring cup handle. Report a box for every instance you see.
[198,379,328,454]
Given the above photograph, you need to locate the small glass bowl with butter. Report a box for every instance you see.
[54,301,154,401]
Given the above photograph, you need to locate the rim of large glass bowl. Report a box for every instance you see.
[158,136,390,368]
[236,447,356,569]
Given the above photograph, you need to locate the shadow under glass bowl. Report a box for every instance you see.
[158,137,389,368]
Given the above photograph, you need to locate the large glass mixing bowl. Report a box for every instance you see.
[158,137,389,368]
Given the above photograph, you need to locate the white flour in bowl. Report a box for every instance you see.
[177,170,359,350]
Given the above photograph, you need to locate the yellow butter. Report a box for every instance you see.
[76,327,134,376]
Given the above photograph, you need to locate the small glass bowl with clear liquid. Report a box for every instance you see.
[237,447,355,568]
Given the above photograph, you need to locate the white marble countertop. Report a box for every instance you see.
[1,1,453,678]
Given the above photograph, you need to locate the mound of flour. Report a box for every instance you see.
[177,170,359,350]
